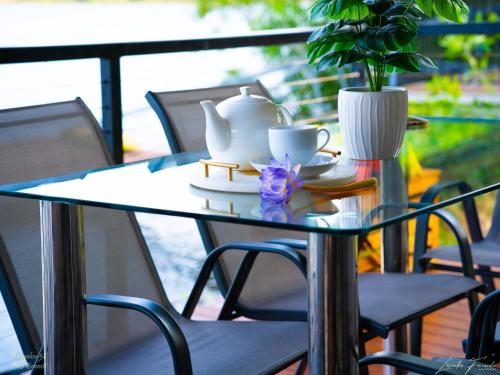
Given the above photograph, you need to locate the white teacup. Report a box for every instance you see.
[269,125,331,165]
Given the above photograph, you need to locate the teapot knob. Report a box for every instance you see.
[240,86,251,96]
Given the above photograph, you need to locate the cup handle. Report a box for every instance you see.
[316,128,331,153]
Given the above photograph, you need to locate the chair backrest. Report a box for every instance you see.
[465,289,500,361]
[146,81,271,154]
[0,99,172,367]
[146,83,306,313]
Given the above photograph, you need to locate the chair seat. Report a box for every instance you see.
[359,273,481,337]
[90,318,307,375]
[421,240,500,267]
[258,273,482,338]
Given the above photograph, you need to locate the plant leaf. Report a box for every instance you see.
[308,41,333,63]
[385,52,438,72]
[308,32,356,62]
[415,0,433,16]
[333,40,356,52]
[382,1,426,20]
[338,51,366,67]
[363,0,394,15]
[384,52,420,71]
[309,0,332,19]
[310,0,365,20]
[316,50,365,71]
[337,0,370,20]
[434,0,469,22]
[414,53,438,69]
[307,20,360,43]
[371,22,417,50]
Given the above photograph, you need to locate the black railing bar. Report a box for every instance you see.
[418,21,500,36]
[0,28,312,64]
[2,22,500,65]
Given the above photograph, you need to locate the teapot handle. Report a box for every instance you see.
[278,105,293,125]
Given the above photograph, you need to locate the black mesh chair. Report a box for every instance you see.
[360,289,500,374]
[415,182,500,291]
[0,99,307,374]
[408,182,500,356]
[146,83,483,357]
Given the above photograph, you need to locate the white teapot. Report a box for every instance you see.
[200,86,292,170]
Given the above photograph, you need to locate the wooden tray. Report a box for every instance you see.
[189,159,357,193]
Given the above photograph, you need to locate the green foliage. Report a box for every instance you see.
[196,0,311,63]
[307,0,469,91]
[197,0,309,28]
[438,11,499,90]
[425,74,462,99]
[409,98,500,118]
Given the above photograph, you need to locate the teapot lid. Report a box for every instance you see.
[226,86,271,103]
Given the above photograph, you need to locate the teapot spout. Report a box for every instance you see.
[200,100,231,152]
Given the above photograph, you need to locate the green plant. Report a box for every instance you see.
[439,11,499,89]
[307,0,469,92]
[426,74,462,99]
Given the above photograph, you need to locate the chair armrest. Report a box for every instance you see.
[421,181,473,202]
[265,238,308,250]
[416,209,476,278]
[85,294,192,375]
[414,209,476,280]
[421,181,483,242]
[182,241,307,318]
[360,351,467,374]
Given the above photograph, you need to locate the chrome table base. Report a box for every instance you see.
[382,223,409,375]
[381,160,410,375]
[41,202,87,375]
[308,233,359,375]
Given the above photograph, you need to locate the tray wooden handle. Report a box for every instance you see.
[320,148,342,157]
[303,177,378,193]
[199,159,240,181]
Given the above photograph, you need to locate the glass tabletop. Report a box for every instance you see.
[1,120,499,235]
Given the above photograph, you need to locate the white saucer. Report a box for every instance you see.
[250,155,338,179]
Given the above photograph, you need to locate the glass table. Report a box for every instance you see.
[1,120,500,375]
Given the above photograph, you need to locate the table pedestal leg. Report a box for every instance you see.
[382,223,409,375]
[308,233,359,375]
[380,160,409,375]
[41,202,87,375]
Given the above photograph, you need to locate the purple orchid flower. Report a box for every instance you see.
[259,153,303,204]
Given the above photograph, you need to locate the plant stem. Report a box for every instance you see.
[364,60,376,91]
[378,59,383,90]
[357,3,375,91]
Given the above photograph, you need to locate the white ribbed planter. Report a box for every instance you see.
[338,86,408,160]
